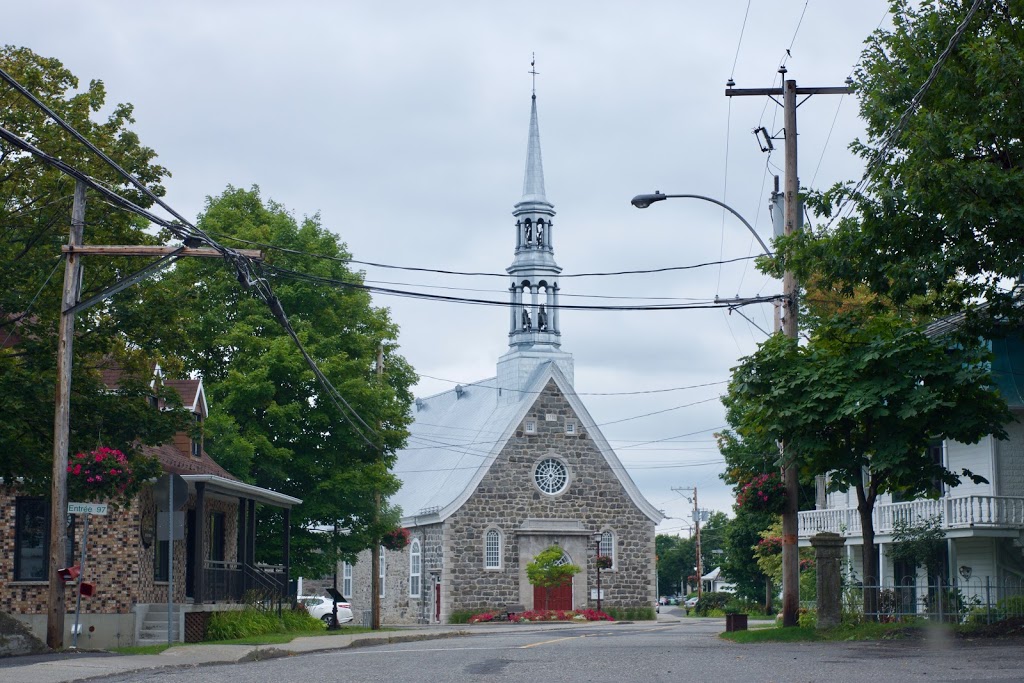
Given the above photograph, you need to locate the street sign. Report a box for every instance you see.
[154,474,188,510]
[156,511,185,541]
[68,502,108,515]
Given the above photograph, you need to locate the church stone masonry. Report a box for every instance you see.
[345,87,662,624]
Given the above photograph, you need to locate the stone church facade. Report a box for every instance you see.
[346,88,662,624]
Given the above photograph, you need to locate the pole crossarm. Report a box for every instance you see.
[726,86,851,97]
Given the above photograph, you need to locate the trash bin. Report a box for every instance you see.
[725,613,748,632]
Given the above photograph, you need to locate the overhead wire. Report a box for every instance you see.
[825,0,986,229]
[0,67,388,453]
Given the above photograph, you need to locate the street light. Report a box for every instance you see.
[630,191,772,257]
[632,188,801,627]
[593,532,604,613]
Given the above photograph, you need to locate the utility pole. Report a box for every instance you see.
[370,344,384,631]
[43,183,262,648]
[727,68,850,627]
[672,486,702,598]
[47,180,85,649]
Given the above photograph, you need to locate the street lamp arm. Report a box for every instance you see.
[630,192,773,257]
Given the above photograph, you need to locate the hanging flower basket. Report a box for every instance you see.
[382,527,410,551]
[736,472,787,514]
[67,447,157,508]
[596,556,613,570]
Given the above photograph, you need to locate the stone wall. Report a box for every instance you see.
[442,380,655,617]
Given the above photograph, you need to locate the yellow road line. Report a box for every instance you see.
[520,636,583,649]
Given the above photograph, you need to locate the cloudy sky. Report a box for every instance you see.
[9,1,891,535]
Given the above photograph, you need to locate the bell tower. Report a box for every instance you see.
[497,68,574,400]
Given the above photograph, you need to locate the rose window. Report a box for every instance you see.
[534,458,568,494]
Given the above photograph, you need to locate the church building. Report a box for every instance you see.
[345,88,663,624]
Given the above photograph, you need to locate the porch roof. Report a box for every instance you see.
[181,474,302,508]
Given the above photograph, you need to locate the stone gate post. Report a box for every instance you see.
[810,532,846,629]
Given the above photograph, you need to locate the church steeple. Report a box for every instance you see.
[497,67,574,400]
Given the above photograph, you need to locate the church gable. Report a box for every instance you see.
[442,377,656,613]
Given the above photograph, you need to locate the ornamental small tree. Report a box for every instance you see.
[526,545,580,610]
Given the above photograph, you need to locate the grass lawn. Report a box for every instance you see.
[721,621,927,643]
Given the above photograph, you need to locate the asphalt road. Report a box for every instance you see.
[89,617,1024,683]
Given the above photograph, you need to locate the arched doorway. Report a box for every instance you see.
[532,551,573,610]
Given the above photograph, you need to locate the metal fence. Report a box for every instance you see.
[805,576,1024,624]
[204,560,289,611]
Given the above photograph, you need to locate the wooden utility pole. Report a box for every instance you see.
[44,184,261,648]
[693,488,702,599]
[47,180,86,649]
[672,486,702,597]
[727,69,850,627]
[370,344,384,630]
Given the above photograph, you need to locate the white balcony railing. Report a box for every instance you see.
[799,495,1024,538]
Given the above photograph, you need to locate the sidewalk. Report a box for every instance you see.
[0,620,638,683]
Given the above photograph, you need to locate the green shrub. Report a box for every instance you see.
[448,609,478,624]
[204,606,322,641]
[604,605,656,620]
[798,608,817,629]
[997,595,1024,619]
[696,592,730,616]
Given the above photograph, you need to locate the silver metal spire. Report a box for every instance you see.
[520,92,548,205]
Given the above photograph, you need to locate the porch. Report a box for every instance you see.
[799,495,1024,539]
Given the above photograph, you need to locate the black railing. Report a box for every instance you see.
[204,560,288,611]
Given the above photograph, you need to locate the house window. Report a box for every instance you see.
[191,413,203,457]
[379,546,386,598]
[14,498,74,581]
[342,562,353,598]
[524,418,537,434]
[565,419,577,436]
[534,457,569,495]
[485,529,501,569]
[409,539,422,597]
[600,530,614,569]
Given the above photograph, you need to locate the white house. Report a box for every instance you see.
[798,324,1024,608]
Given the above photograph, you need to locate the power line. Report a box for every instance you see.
[826,0,986,228]
[0,70,389,455]
[265,264,781,312]
[208,231,761,279]
[414,372,728,396]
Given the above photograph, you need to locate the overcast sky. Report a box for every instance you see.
[9,1,891,537]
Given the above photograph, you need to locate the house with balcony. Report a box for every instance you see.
[798,327,1024,604]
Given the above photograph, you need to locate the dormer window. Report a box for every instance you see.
[191,413,203,457]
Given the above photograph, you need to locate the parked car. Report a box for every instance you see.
[300,595,354,626]
[684,596,700,609]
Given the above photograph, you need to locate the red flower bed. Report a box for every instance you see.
[466,608,613,623]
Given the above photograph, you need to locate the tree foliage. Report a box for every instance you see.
[163,186,415,576]
[783,0,1024,336]
[0,46,185,491]
[724,309,1010,616]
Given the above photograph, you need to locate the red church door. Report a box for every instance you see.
[533,580,572,611]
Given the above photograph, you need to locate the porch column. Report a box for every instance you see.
[877,541,886,586]
[283,507,292,604]
[192,482,206,604]
[247,499,256,565]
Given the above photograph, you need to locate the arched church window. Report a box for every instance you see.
[537,304,548,331]
[536,219,545,247]
[409,539,422,597]
[485,529,501,569]
[522,307,532,331]
[524,219,533,243]
[600,530,615,570]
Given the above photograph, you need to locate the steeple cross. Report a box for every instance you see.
[529,53,539,95]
